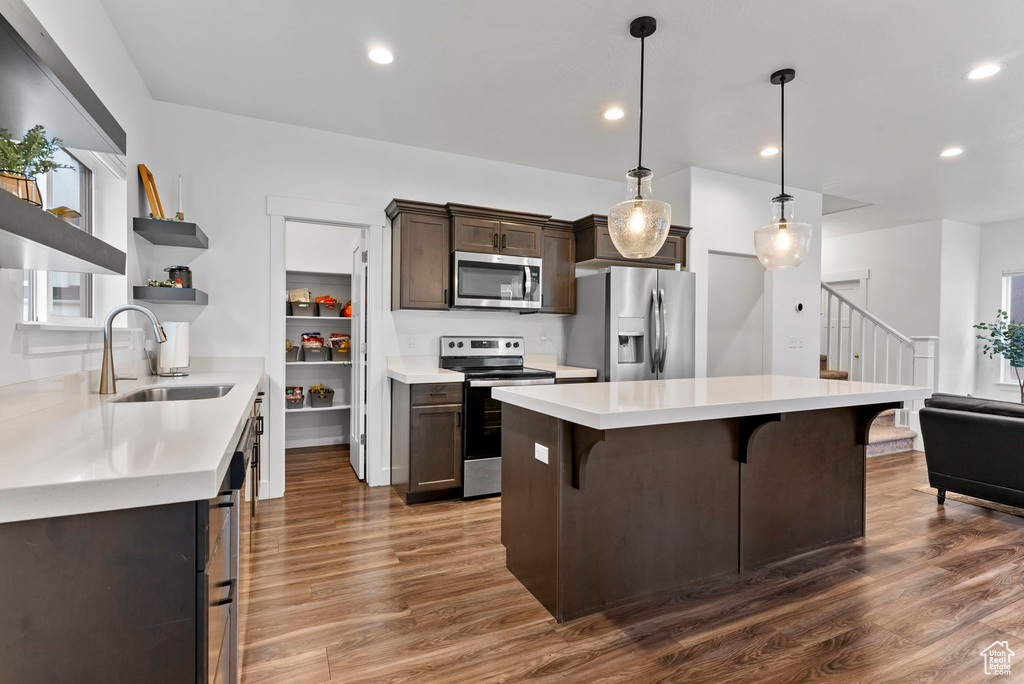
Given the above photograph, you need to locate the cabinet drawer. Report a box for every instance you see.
[198,487,235,572]
[643,235,683,265]
[411,383,463,406]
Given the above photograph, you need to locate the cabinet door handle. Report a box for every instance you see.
[213,501,234,509]
[255,415,264,436]
[492,233,498,249]
[443,289,448,304]
[212,579,235,606]
[456,411,461,427]
[501,234,506,249]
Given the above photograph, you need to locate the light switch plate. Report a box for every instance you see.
[534,443,549,464]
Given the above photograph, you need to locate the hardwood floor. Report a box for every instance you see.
[239,448,1024,683]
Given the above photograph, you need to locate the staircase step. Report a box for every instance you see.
[820,370,849,381]
[874,409,896,427]
[866,425,917,457]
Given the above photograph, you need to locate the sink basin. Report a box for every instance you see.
[113,384,235,403]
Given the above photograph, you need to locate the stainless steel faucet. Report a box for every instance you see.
[99,304,168,395]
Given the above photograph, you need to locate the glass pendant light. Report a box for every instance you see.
[608,16,671,260]
[754,68,812,270]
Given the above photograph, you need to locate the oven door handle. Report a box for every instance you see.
[467,378,556,388]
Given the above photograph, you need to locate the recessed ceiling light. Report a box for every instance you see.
[940,147,963,158]
[966,63,1003,80]
[760,146,779,157]
[368,48,394,65]
[603,108,625,120]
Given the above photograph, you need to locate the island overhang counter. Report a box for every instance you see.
[493,375,931,623]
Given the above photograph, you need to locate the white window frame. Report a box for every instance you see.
[998,270,1024,385]
[25,148,96,326]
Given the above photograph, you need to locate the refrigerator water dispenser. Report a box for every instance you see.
[617,317,645,364]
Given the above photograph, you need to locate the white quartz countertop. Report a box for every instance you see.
[0,370,264,524]
[492,375,932,430]
[387,354,597,384]
[387,365,465,384]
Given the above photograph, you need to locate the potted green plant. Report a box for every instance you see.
[308,384,335,408]
[0,125,70,206]
[976,309,1024,402]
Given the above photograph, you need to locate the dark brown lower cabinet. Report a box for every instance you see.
[391,380,464,503]
[0,394,261,684]
[555,376,597,384]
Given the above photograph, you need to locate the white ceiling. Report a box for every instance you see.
[98,0,1024,236]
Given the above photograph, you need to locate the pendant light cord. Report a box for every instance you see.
[780,78,785,196]
[638,33,645,173]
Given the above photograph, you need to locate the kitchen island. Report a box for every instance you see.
[493,375,931,622]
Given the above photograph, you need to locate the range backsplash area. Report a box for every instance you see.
[386,309,572,362]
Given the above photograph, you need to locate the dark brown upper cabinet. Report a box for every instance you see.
[447,204,548,258]
[573,214,691,269]
[539,220,576,314]
[387,199,451,311]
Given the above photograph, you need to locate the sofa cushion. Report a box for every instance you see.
[924,393,1024,419]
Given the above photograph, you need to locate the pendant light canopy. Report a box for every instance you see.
[754,68,812,270]
[608,16,671,260]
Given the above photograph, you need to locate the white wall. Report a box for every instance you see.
[707,253,764,377]
[147,101,623,366]
[822,221,943,338]
[669,167,823,378]
[938,220,980,395]
[285,221,363,275]
[976,218,1024,401]
[822,219,981,394]
[0,0,154,387]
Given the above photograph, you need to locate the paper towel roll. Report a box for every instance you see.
[159,321,190,370]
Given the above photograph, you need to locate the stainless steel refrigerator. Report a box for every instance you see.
[567,267,696,381]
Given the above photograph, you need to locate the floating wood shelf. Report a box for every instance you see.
[0,188,126,274]
[133,217,209,249]
[133,286,208,305]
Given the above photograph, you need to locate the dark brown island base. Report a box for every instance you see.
[495,375,930,622]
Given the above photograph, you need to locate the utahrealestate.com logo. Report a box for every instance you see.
[980,641,1015,676]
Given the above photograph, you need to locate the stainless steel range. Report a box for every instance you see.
[440,336,555,497]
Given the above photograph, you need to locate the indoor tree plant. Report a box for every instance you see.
[0,125,69,206]
[976,309,1024,402]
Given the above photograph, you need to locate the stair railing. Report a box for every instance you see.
[821,282,915,385]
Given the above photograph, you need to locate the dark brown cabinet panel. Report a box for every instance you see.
[391,380,464,503]
[540,224,575,314]
[573,214,690,269]
[410,405,463,492]
[388,200,450,310]
[499,221,543,258]
[453,216,500,253]
[555,376,596,384]
[643,234,684,266]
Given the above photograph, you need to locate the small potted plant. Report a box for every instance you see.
[308,384,335,408]
[0,125,70,206]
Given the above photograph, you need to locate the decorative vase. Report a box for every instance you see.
[0,172,42,206]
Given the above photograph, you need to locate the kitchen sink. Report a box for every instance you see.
[112,384,235,403]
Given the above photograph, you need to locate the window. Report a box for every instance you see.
[999,272,1024,383]
[24,148,94,323]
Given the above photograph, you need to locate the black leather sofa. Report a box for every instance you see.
[920,393,1024,508]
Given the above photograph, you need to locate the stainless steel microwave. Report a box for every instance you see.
[452,251,542,310]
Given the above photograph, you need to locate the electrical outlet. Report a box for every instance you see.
[534,443,549,464]
[789,336,803,348]
[404,334,415,349]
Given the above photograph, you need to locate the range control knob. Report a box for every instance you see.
[457,341,464,348]
[448,341,455,348]
[505,342,512,348]
[513,342,520,348]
